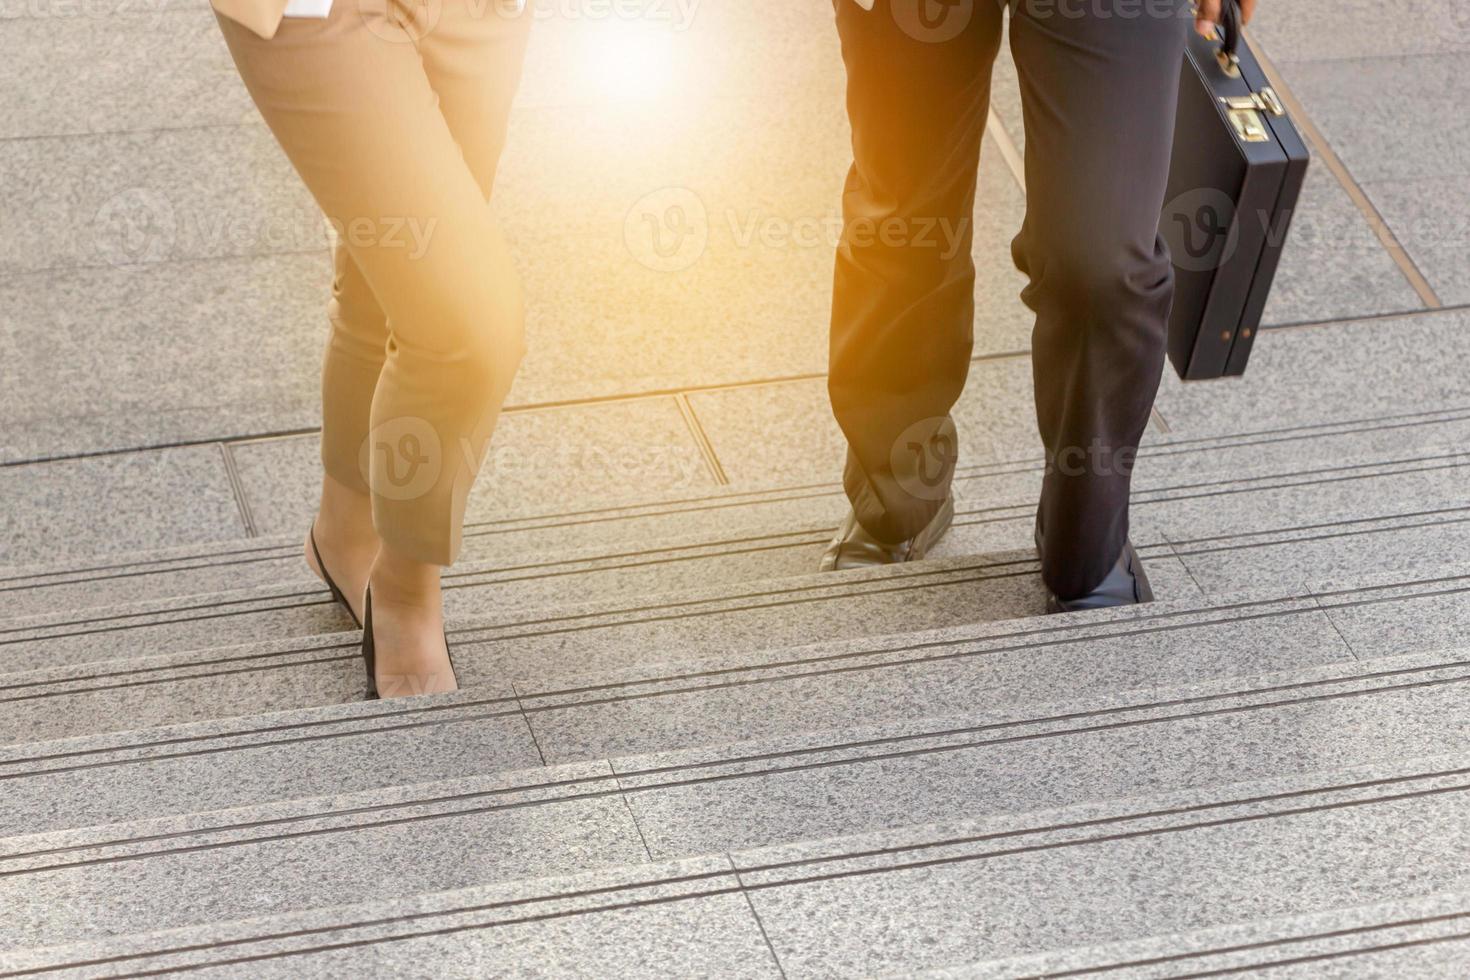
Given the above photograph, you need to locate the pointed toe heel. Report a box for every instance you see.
[309,524,362,629]
[444,630,459,691]
[360,587,379,701]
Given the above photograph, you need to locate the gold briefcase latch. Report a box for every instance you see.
[1220,87,1285,144]
[1220,88,1286,117]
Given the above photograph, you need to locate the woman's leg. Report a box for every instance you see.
[217,0,529,695]
[349,1,534,696]
[306,242,389,627]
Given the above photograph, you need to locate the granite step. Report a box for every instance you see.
[0,537,1192,677]
[7,435,1470,676]
[2,555,1466,754]
[0,641,1463,845]
[2,750,1465,975]
[933,891,1470,978]
[2,401,1467,623]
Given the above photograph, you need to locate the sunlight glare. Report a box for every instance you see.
[574,18,678,106]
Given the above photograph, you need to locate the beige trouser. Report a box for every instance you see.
[217,0,532,565]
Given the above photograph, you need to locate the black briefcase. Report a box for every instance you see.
[1161,1,1309,380]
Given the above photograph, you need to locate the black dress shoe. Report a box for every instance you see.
[820,495,954,571]
[361,587,457,701]
[1035,517,1153,614]
[309,523,362,629]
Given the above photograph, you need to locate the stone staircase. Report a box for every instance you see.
[4,313,1470,976]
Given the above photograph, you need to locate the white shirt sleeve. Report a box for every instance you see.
[281,0,333,18]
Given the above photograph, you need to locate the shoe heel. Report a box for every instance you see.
[361,587,379,701]
[310,524,362,629]
[444,630,458,690]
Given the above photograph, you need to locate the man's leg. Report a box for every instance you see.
[828,0,1005,555]
[1008,0,1190,600]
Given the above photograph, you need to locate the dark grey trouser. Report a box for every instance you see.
[830,0,1190,599]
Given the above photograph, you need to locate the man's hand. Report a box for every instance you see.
[1195,0,1257,38]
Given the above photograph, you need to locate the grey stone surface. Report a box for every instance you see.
[184,892,781,978]
[1322,575,1470,661]
[0,481,839,621]
[1239,939,1470,978]
[1259,156,1426,325]
[498,130,1030,409]
[1156,455,1470,592]
[520,592,1355,763]
[0,762,650,949]
[0,548,1053,685]
[0,444,246,567]
[685,379,848,488]
[12,606,1432,844]
[739,757,1470,976]
[1362,175,1470,305]
[926,889,1470,978]
[1279,54,1470,183]
[0,535,312,621]
[0,699,542,836]
[0,531,1192,677]
[7,400,1468,623]
[3,551,1383,746]
[0,855,766,977]
[0,10,252,139]
[0,124,313,274]
[690,354,1042,490]
[9,656,1465,969]
[1152,309,1470,439]
[1137,407,1470,492]
[615,653,1470,859]
[0,633,426,744]
[1,582,362,674]
[230,395,717,538]
[1249,0,1470,62]
[1178,510,1470,596]
[0,252,327,463]
[10,411,1467,677]
[0,397,1452,625]
[6,651,1463,958]
[989,42,1024,159]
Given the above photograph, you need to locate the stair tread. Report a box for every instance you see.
[4,556,1466,749]
[0,642,1463,841]
[3,406,1467,626]
[4,748,1465,973]
[931,889,1470,978]
[9,469,1470,680]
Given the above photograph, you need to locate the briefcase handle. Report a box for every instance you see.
[1214,0,1244,77]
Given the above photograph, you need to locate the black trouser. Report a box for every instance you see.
[830,0,1190,599]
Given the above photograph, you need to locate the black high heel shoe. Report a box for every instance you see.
[309,523,362,629]
[360,587,457,701]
